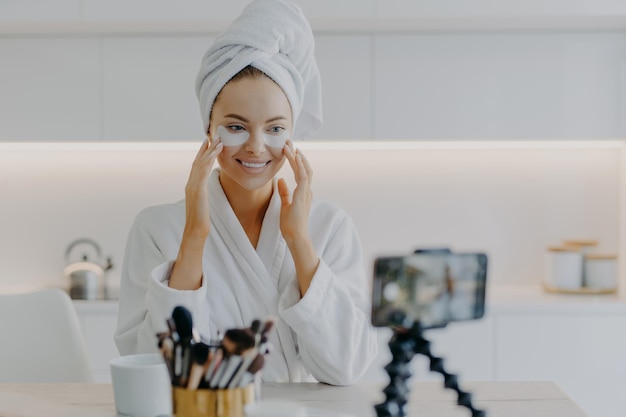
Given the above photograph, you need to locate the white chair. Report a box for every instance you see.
[0,288,93,382]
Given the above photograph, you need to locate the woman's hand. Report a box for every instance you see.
[278,141,319,296]
[184,137,223,238]
[278,141,313,244]
[169,136,223,290]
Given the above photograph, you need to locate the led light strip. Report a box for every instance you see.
[0,140,623,152]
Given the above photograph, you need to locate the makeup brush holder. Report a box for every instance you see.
[173,385,255,417]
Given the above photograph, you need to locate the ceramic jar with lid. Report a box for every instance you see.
[561,240,598,254]
[545,246,583,290]
[584,254,617,290]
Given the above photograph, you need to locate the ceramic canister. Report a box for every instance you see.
[545,247,583,290]
[561,240,598,255]
[584,254,618,290]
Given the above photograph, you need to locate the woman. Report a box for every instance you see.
[115,0,377,385]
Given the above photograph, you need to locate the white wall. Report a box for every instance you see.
[0,144,620,294]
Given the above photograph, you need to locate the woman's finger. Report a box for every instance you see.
[277,178,291,206]
[296,149,313,182]
[208,140,223,158]
[295,153,308,184]
[194,137,210,161]
[283,143,300,181]
[197,138,222,165]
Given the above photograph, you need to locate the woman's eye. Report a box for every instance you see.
[269,126,284,134]
[228,125,245,132]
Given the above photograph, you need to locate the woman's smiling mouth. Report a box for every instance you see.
[238,159,270,168]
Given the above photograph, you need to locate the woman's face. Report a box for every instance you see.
[208,75,293,193]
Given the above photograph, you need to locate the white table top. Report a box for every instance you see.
[69,283,626,316]
[0,381,589,417]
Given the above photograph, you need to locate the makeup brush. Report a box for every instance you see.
[228,347,257,388]
[222,328,255,355]
[210,327,254,388]
[238,353,265,387]
[204,346,224,384]
[158,336,175,383]
[187,342,210,390]
[224,318,264,388]
[250,319,262,346]
[167,318,179,343]
[260,318,275,338]
[172,306,194,342]
[217,354,244,388]
[172,306,195,386]
[156,330,170,342]
[250,319,261,334]
[257,335,271,355]
[209,354,230,388]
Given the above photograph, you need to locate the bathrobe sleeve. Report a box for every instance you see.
[278,205,378,385]
[114,206,209,356]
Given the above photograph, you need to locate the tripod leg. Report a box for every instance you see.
[410,323,487,417]
[374,330,415,417]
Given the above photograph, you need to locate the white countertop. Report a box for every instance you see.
[69,283,626,316]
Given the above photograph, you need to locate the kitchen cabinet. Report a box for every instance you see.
[5,0,626,32]
[373,33,624,140]
[0,38,101,142]
[101,36,211,142]
[310,35,371,141]
[73,300,119,383]
[495,313,626,417]
[98,34,371,142]
[362,317,495,384]
[3,1,626,142]
[423,317,495,381]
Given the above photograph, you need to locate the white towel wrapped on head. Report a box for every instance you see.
[195,0,322,140]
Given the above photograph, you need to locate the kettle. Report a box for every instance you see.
[64,238,114,300]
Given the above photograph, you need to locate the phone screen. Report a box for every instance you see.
[372,253,487,329]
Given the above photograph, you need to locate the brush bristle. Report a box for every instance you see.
[250,319,261,334]
[193,342,210,364]
[247,354,265,374]
[224,328,255,353]
[172,306,193,341]
[261,318,275,336]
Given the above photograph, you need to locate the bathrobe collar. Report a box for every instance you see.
[207,168,300,381]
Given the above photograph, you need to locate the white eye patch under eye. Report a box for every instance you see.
[217,125,249,146]
[262,130,289,148]
[216,125,290,148]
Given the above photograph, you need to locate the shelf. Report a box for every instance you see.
[487,284,626,315]
[542,283,618,295]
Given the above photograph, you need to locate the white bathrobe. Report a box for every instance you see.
[115,169,378,385]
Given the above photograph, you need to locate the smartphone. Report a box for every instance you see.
[372,252,487,329]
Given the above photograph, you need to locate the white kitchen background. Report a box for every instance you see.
[2,2,626,417]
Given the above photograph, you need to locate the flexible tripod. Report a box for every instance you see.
[374,318,487,417]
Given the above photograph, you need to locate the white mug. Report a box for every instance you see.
[110,354,172,417]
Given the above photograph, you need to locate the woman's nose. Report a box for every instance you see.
[244,131,266,153]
